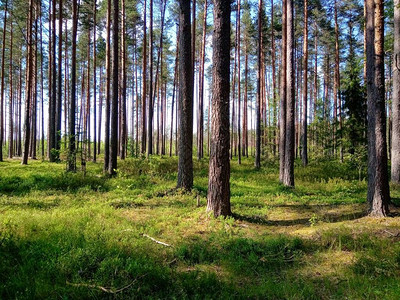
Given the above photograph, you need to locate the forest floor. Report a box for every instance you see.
[1,156,400,299]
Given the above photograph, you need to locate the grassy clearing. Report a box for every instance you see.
[1,157,400,299]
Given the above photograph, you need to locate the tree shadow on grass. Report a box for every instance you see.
[232,210,366,226]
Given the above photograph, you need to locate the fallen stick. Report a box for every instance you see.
[67,275,145,294]
[142,233,172,247]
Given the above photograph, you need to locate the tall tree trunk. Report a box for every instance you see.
[392,0,400,183]
[141,0,147,154]
[120,0,127,159]
[48,0,57,161]
[104,0,111,172]
[255,0,262,169]
[109,0,119,175]
[0,0,8,162]
[198,0,207,160]
[93,0,97,162]
[85,27,91,160]
[22,0,34,165]
[56,0,63,153]
[207,0,231,217]
[280,0,287,181]
[147,0,154,156]
[8,17,13,159]
[301,0,308,166]
[283,0,295,187]
[177,0,193,190]
[366,0,390,216]
[170,26,179,157]
[68,0,78,172]
[271,0,277,157]
[237,0,241,165]
[243,43,248,157]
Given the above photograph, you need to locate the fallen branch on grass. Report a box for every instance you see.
[142,233,172,247]
[67,275,145,294]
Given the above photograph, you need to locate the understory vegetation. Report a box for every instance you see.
[1,157,400,299]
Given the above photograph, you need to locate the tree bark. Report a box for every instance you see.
[147,0,154,157]
[392,0,400,183]
[93,0,97,162]
[207,0,231,217]
[177,0,194,190]
[237,0,241,165]
[8,18,13,159]
[22,0,34,165]
[67,0,78,172]
[366,0,390,216]
[104,0,111,172]
[0,0,8,162]
[120,0,127,159]
[283,0,295,187]
[109,0,119,175]
[301,0,308,166]
[255,0,262,169]
[279,0,287,181]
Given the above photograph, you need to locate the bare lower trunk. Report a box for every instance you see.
[207,0,231,217]
[177,0,193,190]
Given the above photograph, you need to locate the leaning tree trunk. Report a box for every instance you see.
[177,0,193,190]
[207,0,231,217]
[392,0,400,183]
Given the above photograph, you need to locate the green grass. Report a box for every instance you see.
[1,157,400,299]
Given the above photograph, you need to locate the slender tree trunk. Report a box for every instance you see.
[0,0,8,162]
[93,0,97,162]
[237,0,241,165]
[366,0,390,216]
[147,0,154,157]
[22,0,34,165]
[283,0,295,187]
[109,0,119,175]
[198,0,207,160]
[255,0,262,169]
[301,0,308,166]
[104,0,111,172]
[85,27,91,161]
[177,0,193,190]
[279,0,287,181]
[40,7,44,159]
[98,67,103,155]
[392,0,400,183]
[141,0,147,154]
[67,0,78,171]
[243,43,248,157]
[56,0,62,153]
[8,18,13,159]
[271,0,277,157]
[170,26,179,157]
[120,0,127,159]
[48,0,57,161]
